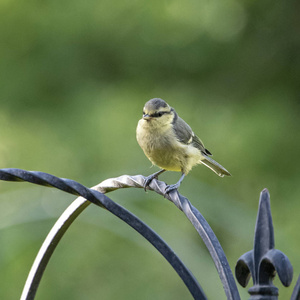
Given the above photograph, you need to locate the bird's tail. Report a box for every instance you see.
[200,155,231,177]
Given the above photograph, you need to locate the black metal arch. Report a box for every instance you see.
[0,168,240,300]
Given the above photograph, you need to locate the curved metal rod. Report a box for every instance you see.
[21,197,90,300]
[178,194,240,300]
[291,275,300,300]
[96,175,241,300]
[0,169,206,300]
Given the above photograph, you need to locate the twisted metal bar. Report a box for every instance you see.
[0,168,241,300]
[95,174,240,300]
[0,169,205,300]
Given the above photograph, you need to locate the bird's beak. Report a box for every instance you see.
[143,114,152,120]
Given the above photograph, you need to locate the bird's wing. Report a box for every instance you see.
[173,116,212,155]
[173,116,193,144]
[192,135,212,155]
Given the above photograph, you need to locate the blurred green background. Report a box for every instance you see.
[0,0,299,299]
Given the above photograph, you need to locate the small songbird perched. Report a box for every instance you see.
[136,98,231,193]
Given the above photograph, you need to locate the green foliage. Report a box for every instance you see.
[0,0,299,299]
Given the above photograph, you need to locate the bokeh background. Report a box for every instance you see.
[0,0,299,299]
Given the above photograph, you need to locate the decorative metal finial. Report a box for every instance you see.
[235,189,293,299]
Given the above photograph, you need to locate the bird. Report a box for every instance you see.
[136,98,231,193]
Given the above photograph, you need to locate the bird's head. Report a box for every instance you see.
[142,98,174,126]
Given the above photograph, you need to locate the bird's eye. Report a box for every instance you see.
[152,111,164,117]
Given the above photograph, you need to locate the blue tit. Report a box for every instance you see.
[136,98,231,193]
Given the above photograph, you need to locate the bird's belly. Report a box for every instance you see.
[147,146,182,172]
[141,135,201,173]
[138,131,178,170]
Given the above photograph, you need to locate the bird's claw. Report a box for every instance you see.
[143,175,157,191]
[164,183,179,194]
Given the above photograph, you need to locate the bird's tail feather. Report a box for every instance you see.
[200,155,231,177]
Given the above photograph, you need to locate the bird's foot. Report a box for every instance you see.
[164,173,185,195]
[143,174,157,191]
[143,169,166,191]
[164,183,180,194]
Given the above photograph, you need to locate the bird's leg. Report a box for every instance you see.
[143,169,166,191]
[165,173,186,194]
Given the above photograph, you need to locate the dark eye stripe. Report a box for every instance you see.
[151,111,169,118]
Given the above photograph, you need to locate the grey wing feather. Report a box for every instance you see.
[173,115,211,155]
[192,134,208,153]
[173,116,194,144]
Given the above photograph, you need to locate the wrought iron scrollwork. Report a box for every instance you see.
[0,169,240,300]
[0,169,299,300]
